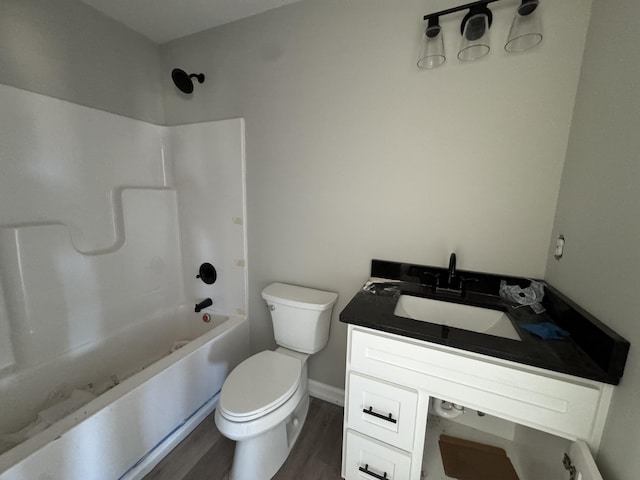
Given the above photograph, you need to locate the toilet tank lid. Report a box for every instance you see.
[262,283,338,311]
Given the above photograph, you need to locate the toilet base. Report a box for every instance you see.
[229,393,310,480]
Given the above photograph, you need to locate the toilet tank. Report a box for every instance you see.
[262,283,338,354]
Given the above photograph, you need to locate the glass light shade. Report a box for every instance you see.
[505,2,543,53]
[417,25,446,69]
[458,13,490,61]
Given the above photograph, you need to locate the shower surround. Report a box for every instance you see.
[0,84,248,477]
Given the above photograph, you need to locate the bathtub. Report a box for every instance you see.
[0,309,249,480]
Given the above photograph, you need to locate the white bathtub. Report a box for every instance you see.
[0,310,249,480]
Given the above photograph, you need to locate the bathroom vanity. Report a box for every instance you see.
[339,260,629,480]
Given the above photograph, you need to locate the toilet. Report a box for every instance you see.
[214,282,338,480]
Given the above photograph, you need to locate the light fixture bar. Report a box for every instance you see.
[423,0,500,21]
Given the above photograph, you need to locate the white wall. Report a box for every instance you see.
[0,0,164,124]
[545,1,640,478]
[161,0,593,388]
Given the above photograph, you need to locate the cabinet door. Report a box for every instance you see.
[343,430,412,480]
[347,373,418,451]
[565,441,603,480]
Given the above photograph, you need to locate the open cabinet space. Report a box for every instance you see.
[422,412,574,480]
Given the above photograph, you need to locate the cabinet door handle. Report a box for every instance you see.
[363,406,397,424]
[359,464,388,480]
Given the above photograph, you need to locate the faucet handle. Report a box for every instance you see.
[421,271,440,288]
[458,276,479,293]
[407,266,440,289]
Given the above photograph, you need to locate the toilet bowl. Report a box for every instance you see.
[215,349,307,440]
[214,283,338,480]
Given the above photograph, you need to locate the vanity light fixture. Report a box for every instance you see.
[458,3,493,61]
[505,0,543,53]
[417,17,446,68]
[417,0,543,69]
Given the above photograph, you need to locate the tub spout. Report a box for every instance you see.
[195,298,213,312]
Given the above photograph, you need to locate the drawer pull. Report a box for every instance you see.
[359,464,388,480]
[363,406,397,424]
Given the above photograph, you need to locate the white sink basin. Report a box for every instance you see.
[393,295,521,341]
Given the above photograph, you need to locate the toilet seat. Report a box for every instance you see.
[218,350,302,422]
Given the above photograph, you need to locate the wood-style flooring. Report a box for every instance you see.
[144,397,344,480]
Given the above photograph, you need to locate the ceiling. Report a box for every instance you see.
[80,0,304,44]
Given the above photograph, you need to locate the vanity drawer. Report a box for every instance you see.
[349,327,605,442]
[347,373,418,451]
[343,430,412,480]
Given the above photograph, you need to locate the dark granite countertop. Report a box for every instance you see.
[339,260,629,385]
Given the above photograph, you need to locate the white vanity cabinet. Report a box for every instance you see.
[342,372,428,480]
[341,325,611,480]
[346,373,419,451]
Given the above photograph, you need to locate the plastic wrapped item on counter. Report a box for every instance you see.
[362,277,401,296]
[499,280,546,314]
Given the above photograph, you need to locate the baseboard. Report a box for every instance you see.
[309,379,344,407]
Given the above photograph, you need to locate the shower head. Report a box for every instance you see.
[171,68,205,94]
